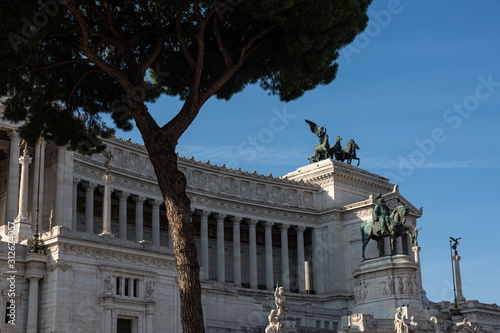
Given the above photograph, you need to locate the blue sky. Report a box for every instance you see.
[114,1,500,304]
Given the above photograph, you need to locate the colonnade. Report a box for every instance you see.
[196,210,309,292]
[73,179,172,247]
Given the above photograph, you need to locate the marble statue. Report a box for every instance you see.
[265,285,297,333]
[394,307,409,333]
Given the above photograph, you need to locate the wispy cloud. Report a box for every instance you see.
[364,156,500,170]
[177,144,309,168]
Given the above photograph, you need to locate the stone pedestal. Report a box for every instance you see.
[25,253,48,333]
[353,255,425,319]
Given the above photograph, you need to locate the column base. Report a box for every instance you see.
[99,232,115,240]
[14,219,33,244]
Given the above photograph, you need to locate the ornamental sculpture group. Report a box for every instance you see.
[266,286,297,333]
[361,194,415,261]
[305,119,360,165]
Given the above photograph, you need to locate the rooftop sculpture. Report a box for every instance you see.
[305,119,360,165]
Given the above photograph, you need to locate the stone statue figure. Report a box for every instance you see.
[413,227,422,245]
[265,285,296,333]
[394,307,409,333]
[305,119,361,166]
[450,237,461,251]
[373,194,391,234]
[104,275,113,294]
[102,150,113,172]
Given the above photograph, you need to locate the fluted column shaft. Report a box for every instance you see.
[248,219,258,289]
[232,217,241,286]
[151,200,161,246]
[118,192,129,240]
[200,211,210,279]
[265,222,274,290]
[84,182,96,234]
[280,223,290,290]
[6,131,20,223]
[296,226,306,293]
[216,213,226,282]
[134,196,145,241]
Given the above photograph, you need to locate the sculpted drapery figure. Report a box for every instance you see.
[394,307,409,333]
[266,285,295,333]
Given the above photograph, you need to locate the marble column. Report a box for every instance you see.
[454,254,466,302]
[264,221,274,290]
[280,223,290,290]
[248,219,258,289]
[31,140,46,231]
[16,146,32,222]
[5,130,20,223]
[145,304,154,333]
[26,277,41,333]
[396,236,404,254]
[118,192,129,240]
[103,298,113,333]
[84,182,96,234]
[150,199,162,246]
[72,178,79,231]
[134,196,146,241]
[215,213,226,282]
[200,211,210,280]
[231,216,242,286]
[296,226,306,293]
[101,173,113,235]
[383,237,391,256]
[412,245,423,293]
[312,227,325,293]
[25,253,47,333]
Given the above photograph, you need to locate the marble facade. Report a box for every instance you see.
[0,112,499,333]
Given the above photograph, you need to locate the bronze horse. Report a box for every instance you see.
[360,205,414,260]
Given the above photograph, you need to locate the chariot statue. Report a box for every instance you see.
[305,119,360,166]
[360,194,414,260]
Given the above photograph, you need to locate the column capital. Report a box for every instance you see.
[19,152,32,165]
[229,216,242,225]
[295,225,306,233]
[102,173,113,185]
[73,178,80,186]
[83,181,97,191]
[280,223,290,231]
[412,245,421,253]
[133,195,147,204]
[118,191,130,201]
[7,129,20,141]
[264,221,274,229]
[198,210,210,219]
[213,212,226,221]
[150,199,163,208]
[453,254,461,261]
[247,219,258,227]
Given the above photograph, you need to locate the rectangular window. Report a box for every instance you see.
[116,277,121,295]
[117,318,132,333]
[4,301,14,324]
[133,279,139,298]
[124,278,130,296]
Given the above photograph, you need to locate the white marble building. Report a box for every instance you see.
[0,112,499,333]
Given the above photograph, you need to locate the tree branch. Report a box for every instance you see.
[212,15,233,67]
[199,23,278,104]
[176,5,196,71]
[139,34,163,77]
[68,69,101,105]
[28,59,91,73]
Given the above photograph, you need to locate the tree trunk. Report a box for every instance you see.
[132,105,205,333]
